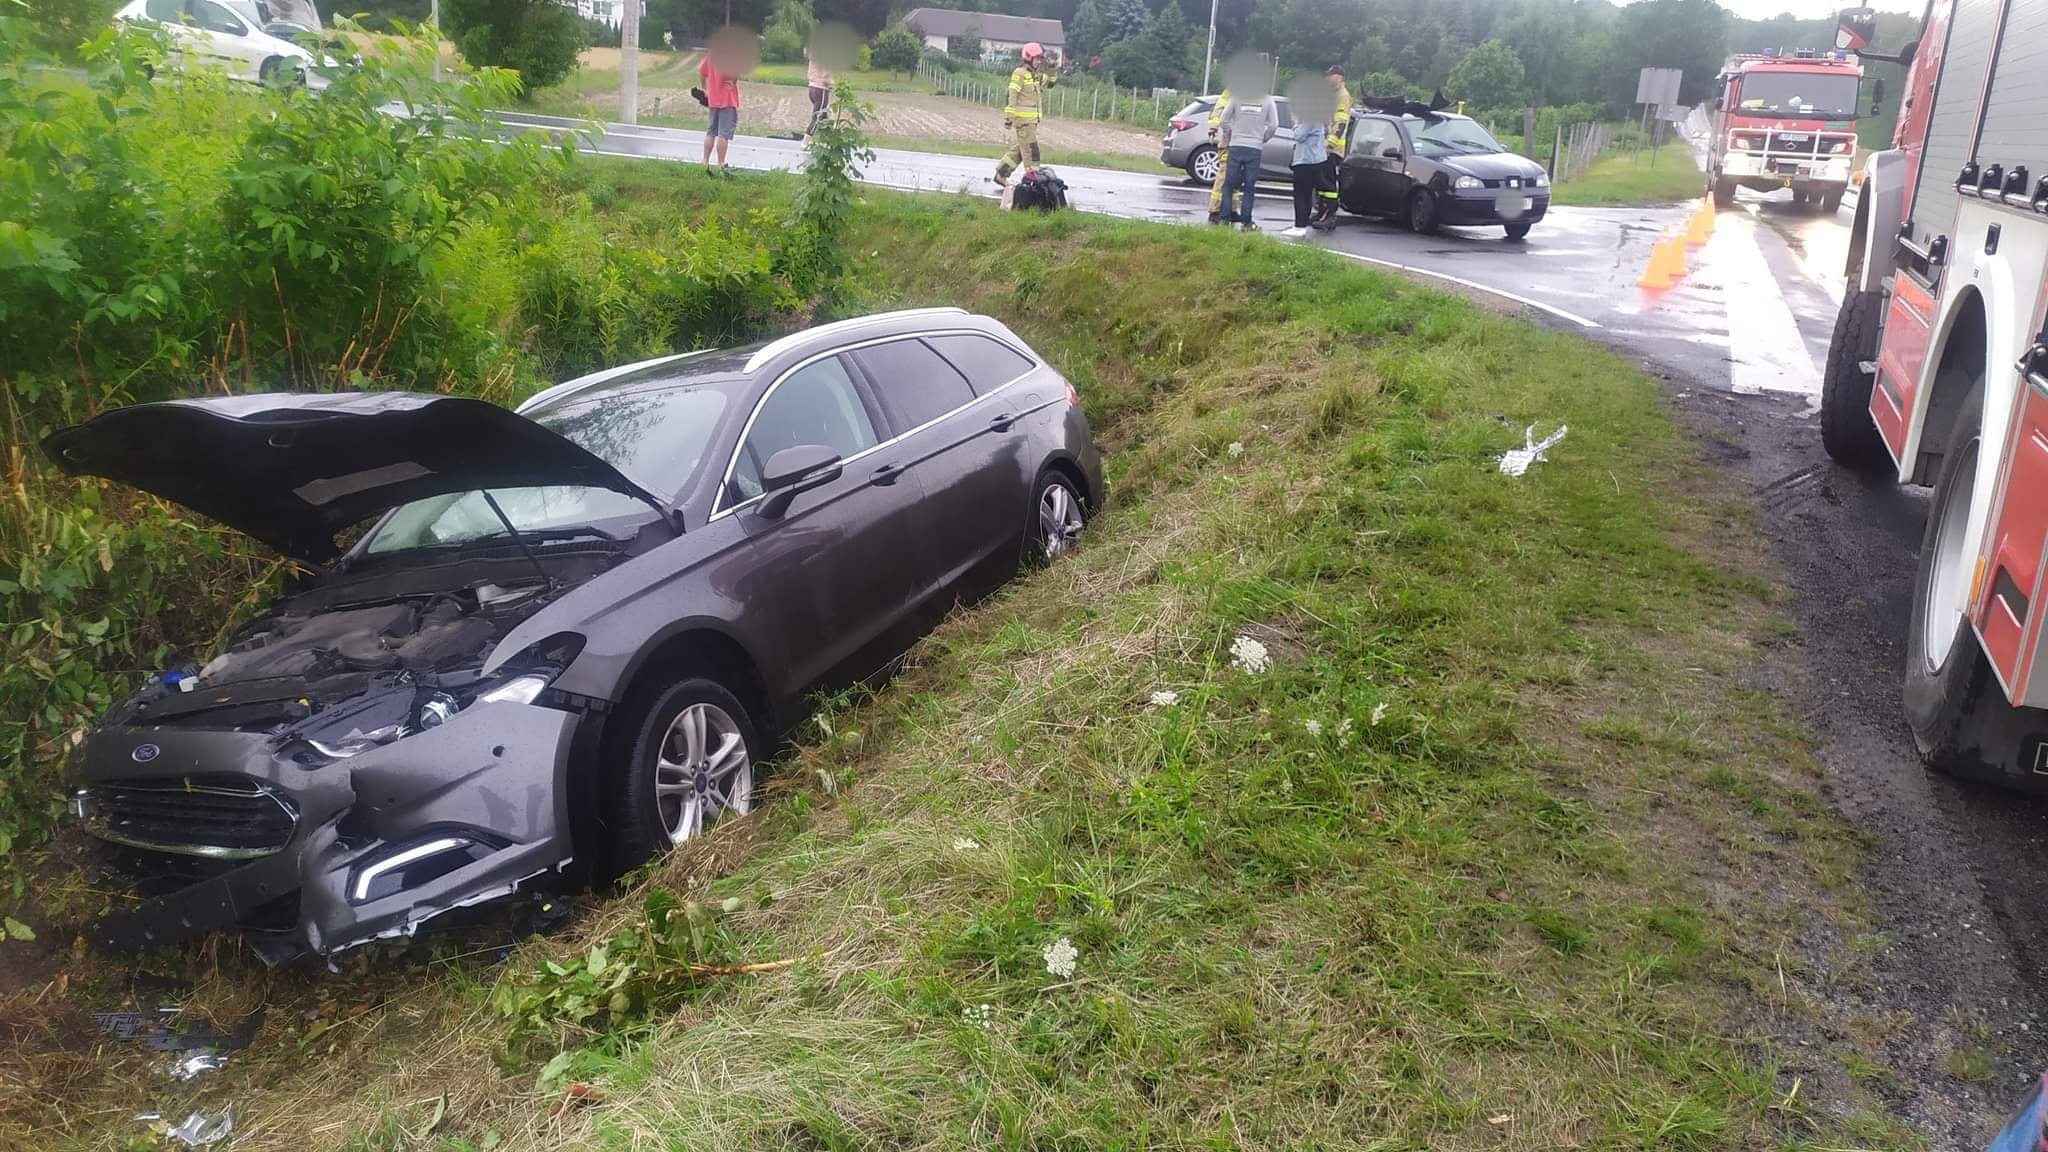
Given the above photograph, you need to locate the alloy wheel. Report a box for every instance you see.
[1192,148,1219,184]
[653,702,752,845]
[1039,481,1083,560]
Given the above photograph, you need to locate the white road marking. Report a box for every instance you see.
[1709,213,1821,399]
[1326,251,1602,329]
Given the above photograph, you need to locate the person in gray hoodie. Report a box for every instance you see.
[1216,91,1279,232]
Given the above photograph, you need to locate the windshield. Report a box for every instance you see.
[361,384,729,556]
[1405,117,1503,157]
[1735,72,1859,118]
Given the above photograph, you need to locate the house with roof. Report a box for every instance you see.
[902,8,1065,64]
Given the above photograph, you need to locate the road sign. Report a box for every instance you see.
[1634,67,1682,109]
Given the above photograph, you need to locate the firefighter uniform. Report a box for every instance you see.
[1207,88,1232,221]
[1315,82,1351,225]
[995,64,1057,186]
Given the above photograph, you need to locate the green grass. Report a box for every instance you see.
[20,165,1917,1151]
[866,134,1180,177]
[747,63,928,93]
[1550,148,1705,207]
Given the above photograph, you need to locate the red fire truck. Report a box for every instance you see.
[1819,0,2048,786]
[1706,42,1869,213]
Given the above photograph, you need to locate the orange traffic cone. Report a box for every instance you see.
[1684,199,1714,247]
[1637,228,1687,288]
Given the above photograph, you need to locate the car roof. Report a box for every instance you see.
[517,308,1018,417]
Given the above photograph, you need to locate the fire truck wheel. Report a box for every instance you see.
[1904,382,2001,778]
[1819,290,1891,472]
[1820,187,1844,214]
[1711,178,1735,209]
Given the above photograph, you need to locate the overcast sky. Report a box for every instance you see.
[1699,0,1919,21]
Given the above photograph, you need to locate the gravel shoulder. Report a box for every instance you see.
[1668,381,2048,1144]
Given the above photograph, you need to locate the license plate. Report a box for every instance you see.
[1499,193,1529,215]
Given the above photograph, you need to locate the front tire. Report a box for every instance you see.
[1187,144,1218,185]
[609,677,758,870]
[1712,177,1735,208]
[1407,187,1439,234]
[1504,221,1532,240]
[1819,289,1892,472]
[1821,187,1844,213]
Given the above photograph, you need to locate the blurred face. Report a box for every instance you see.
[1223,52,1269,102]
[706,25,759,79]
[808,22,858,73]
[1286,73,1336,125]
[1328,71,1344,88]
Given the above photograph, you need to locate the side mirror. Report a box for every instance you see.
[755,444,843,519]
[1871,75,1885,116]
[1381,146,1402,158]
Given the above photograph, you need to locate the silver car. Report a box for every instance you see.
[1159,95,1301,185]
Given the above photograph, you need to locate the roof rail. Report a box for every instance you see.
[743,307,972,373]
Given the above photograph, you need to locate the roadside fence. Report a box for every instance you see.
[914,58,1177,130]
[1549,121,1613,184]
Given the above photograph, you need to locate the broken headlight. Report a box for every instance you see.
[290,634,583,763]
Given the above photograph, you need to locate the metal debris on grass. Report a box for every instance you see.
[165,1106,234,1147]
[166,1051,229,1081]
[1497,423,1569,477]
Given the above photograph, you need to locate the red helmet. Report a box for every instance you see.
[1021,42,1045,61]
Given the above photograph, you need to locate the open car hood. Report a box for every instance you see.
[43,392,667,562]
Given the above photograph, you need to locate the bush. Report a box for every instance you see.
[441,0,588,92]
[762,21,802,63]
[19,0,121,58]
[870,26,922,72]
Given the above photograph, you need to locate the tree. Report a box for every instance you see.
[1105,0,1147,43]
[1146,0,1191,79]
[1068,0,1106,61]
[869,24,923,71]
[1446,38,1523,109]
[761,0,814,63]
[23,0,126,56]
[1607,0,1729,105]
[441,0,588,92]
[949,20,983,61]
[1356,69,1421,100]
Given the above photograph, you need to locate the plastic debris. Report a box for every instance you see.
[167,1051,228,1081]
[1497,423,1568,477]
[166,1106,233,1147]
[94,1008,263,1053]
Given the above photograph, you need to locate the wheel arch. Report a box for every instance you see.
[1039,453,1094,511]
[1911,287,1988,484]
[1850,149,1906,294]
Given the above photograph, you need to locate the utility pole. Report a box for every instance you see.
[621,0,640,124]
[1201,0,1217,95]
[430,0,440,81]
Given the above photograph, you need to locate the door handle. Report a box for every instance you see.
[989,413,1018,432]
[871,462,904,486]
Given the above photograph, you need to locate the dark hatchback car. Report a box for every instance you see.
[1337,111,1550,238]
[45,307,1102,960]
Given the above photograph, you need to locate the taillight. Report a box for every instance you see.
[1170,118,1195,132]
[1064,379,1081,408]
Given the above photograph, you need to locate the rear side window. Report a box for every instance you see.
[853,339,975,431]
[926,334,1034,396]
[144,0,181,21]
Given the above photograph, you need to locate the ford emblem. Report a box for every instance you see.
[131,743,161,763]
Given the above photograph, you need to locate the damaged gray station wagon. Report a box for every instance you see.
[46,308,1102,961]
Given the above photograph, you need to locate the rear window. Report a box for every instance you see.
[926,334,1034,395]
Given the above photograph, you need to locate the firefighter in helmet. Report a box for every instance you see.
[996,42,1057,187]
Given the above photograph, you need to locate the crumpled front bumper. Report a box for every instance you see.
[74,700,583,959]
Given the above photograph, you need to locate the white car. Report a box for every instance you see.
[116,0,326,85]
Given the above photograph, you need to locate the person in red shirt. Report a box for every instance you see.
[698,52,741,175]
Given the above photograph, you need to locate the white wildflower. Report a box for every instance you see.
[1229,635,1271,674]
[1336,718,1354,737]
[952,837,980,852]
[1149,690,1180,707]
[1370,702,1388,726]
[1042,936,1078,979]
[1303,718,1322,736]
[961,1003,993,1029]
[1226,441,1244,459]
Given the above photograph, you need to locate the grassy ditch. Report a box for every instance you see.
[5,168,1920,1150]
[1551,148,1706,207]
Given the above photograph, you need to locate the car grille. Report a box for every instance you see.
[81,776,298,859]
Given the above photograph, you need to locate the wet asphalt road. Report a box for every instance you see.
[517,109,2048,1133]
